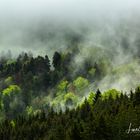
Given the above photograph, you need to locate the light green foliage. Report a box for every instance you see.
[10,120,16,128]
[57,80,68,92]
[26,106,41,116]
[51,93,64,108]
[6,60,16,65]
[52,80,69,109]
[51,81,70,109]
[88,92,95,105]
[1,85,21,117]
[64,92,75,100]
[73,77,89,90]
[26,106,34,116]
[33,109,42,116]
[4,77,13,86]
[51,91,79,110]
[2,85,21,96]
[64,92,78,106]
[102,89,121,100]
[88,68,96,77]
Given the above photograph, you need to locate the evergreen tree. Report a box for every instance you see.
[94,89,101,104]
[53,52,62,70]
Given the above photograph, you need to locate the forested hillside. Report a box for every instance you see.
[0,49,114,120]
[1,85,140,140]
[0,49,140,139]
[1,0,140,139]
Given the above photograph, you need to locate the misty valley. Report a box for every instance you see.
[0,0,140,140]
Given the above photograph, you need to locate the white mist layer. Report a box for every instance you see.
[0,0,140,91]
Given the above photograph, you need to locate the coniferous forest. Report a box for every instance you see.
[1,0,140,140]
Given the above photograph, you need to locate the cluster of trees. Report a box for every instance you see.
[0,87,140,139]
[0,50,140,139]
[0,50,104,119]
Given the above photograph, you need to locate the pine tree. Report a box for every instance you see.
[94,89,101,104]
[53,52,62,70]
[134,87,140,106]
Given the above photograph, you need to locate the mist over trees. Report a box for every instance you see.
[0,46,140,140]
[0,23,140,139]
[0,0,140,139]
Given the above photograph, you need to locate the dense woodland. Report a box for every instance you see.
[0,0,140,139]
[0,47,140,139]
[0,86,140,139]
[0,48,107,120]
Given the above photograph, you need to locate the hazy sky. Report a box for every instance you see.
[0,0,139,56]
[0,0,139,21]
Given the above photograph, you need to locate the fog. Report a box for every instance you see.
[0,0,140,91]
[0,0,140,55]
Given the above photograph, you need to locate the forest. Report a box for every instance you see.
[0,47,140,139]
[0,0,140,139]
